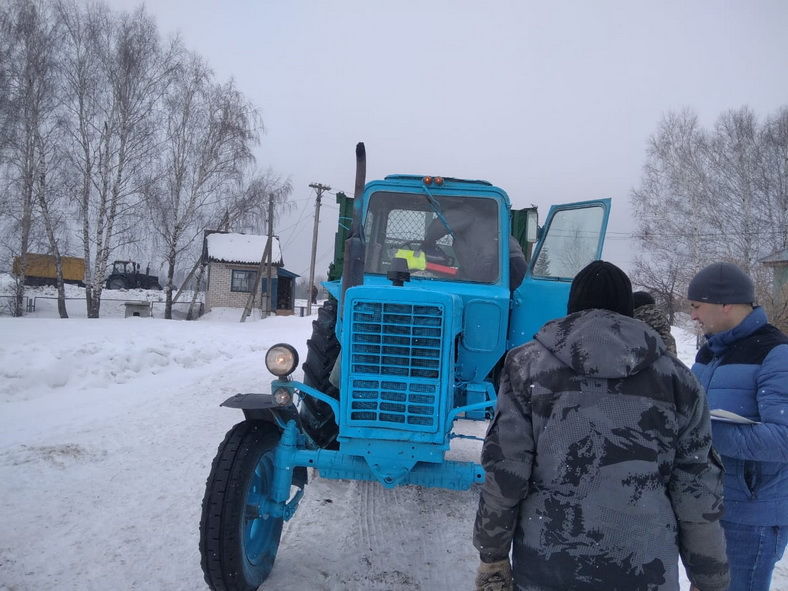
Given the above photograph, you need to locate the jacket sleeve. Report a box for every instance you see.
[710,344,788,462]
[472,353,535,562]
[668,364,730,591]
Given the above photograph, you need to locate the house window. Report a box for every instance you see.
[231,270,255,292]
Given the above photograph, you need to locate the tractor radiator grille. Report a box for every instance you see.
[348,301,444,431]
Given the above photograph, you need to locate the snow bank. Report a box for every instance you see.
[1,318,262,401]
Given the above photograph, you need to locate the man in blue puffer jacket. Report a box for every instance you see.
[688,262,788,591]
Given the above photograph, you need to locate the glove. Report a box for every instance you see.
[475,559,513,591]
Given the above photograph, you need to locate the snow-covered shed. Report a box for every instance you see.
[203,231,299,315]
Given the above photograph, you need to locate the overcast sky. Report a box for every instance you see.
[103,0,788,279]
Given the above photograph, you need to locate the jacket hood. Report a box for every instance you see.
[534,309,666,379]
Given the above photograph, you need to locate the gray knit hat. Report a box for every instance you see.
[687,262,754,304]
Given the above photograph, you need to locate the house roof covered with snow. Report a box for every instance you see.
[760,247,788,266]
[205,232,283,266]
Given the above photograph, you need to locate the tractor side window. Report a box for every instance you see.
[531,206,605,279]
[364,191,499,283]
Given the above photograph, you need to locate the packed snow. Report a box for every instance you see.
[1,284,786,590]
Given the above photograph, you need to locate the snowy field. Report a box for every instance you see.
[1,284,786,590]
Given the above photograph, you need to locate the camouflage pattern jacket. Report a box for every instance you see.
[634,303,677,355]
[473,309,729,591]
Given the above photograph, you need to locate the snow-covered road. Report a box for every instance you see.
[0,311,488,590]
[1,304,785,590]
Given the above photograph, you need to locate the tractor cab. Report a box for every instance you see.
[362,182,501,284]
[111,260,138,275]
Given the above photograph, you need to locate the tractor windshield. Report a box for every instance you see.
[363,191,500,283]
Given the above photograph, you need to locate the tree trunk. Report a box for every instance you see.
[14,148,35,317]
[88,292,102,318]
[13,275,26,318]
[56,278,68,318]
[164,245,177,319]
[35,132,68,319]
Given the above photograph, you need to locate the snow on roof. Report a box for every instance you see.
[206,232,283,265]
[760,248,788,265]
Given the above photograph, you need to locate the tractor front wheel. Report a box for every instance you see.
[199,420,284,591]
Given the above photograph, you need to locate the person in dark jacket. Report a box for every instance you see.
[688,262,788,591]
[422,199,498,283]
[473,260,729,591]
[633,290,677,355]
[421,199,527,290]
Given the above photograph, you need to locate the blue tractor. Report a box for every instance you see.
[199,144,611,590]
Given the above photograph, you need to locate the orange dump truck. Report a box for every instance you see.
[12,254,86,287]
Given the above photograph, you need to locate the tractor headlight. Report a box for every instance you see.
[273,387,293,406]
[265,343,299,377]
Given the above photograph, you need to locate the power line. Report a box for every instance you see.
[280,200,313,249]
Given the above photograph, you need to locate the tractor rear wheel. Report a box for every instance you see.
[199,420,284,591]
[299,298,341,448]
[108,277,125,290]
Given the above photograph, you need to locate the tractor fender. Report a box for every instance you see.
[219,394,309,489]
[220,393,299,425]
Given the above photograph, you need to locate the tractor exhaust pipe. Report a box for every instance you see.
[339,142,367,313]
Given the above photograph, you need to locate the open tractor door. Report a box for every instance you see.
[509,198,611,347]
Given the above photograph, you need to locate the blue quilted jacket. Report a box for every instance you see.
[692,306,788,526]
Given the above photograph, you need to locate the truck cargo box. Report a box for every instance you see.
[12,254,85,287]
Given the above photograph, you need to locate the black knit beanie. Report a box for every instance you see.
[633,290,655,309]
[567,260,634,317]
[687,262,754,304]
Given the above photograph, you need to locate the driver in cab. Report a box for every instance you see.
[419,200,526,290]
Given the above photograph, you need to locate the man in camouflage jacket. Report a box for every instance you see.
[633,291,677,355]
[473,261,729,591]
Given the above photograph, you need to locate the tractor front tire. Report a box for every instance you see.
[299,298,341,449]
[200,420,284,591]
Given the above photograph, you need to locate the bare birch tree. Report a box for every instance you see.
[758,107,788,252]
[0,0,60,316]
[147,54,258,318]
[223,169,294,233]
[60,3,174,317]
[632,106,788,324]
[57,0,106,315]
[0,5,13,155]
[34,128,72,317]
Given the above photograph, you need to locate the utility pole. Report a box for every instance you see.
[263,193,275,317]
[307,182,330,316]
[241,193,275,322]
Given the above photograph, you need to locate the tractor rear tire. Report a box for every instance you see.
[299,298,341,449]
[199,420,283,591]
